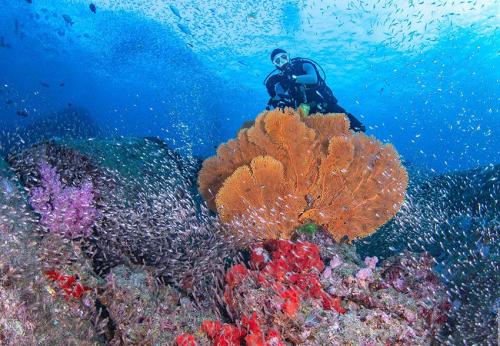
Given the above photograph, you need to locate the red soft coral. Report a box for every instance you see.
[242,312,285,346]
[176,333,197,346]
[280,289,301,317]
[201,319,246,346]
[225,264,249,288]
[224,240,346,341]
[44,270,91,300]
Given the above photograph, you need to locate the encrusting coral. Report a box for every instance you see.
[198,108,408,242]
[174,233,451,346]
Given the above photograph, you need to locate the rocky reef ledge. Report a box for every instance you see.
[0,137,497,345]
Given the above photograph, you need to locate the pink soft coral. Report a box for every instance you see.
[29,160,96,238]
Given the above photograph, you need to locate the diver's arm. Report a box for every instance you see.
[266,82,286,109]
[293,63,318,84]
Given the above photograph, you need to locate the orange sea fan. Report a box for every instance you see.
[198,129,265,210]
[300,134,408,241]
[198,108,408,242]
[215,155,305,239]
[303,113,351,151]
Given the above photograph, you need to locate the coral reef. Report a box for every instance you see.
[0,171,102,345]
[174,231,450,345]
[224,239,346,343]
[0,285,38,345]
[0,133,462,345]
[198,108,408,242]
[0,144,228,345]
[357,163,500,344]
[99,265,217,345]
[30,160,97,238]
[0,217,219,345]
[7,140,114,203]
[9,139,237,303]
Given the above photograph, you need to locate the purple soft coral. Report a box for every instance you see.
[30,160,96,238]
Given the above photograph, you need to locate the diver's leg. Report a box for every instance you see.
[345,113,366,132]
[326,103,366,132]
[326,102,346,113]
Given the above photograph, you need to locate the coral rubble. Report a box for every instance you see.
[99,265,217,345]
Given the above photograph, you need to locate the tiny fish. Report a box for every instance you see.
[46,285,56,297]
[40,82,50,87]
[89,3,96,13]
[0,36,11,48]
[26,0,32,3]
[62,14,74,25]
[16,109,29,117]
[177,23,191,35]
[169,5,181,18]
[1,178,14,195]
[14,19,20,36]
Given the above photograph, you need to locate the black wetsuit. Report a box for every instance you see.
[265,58,365,132]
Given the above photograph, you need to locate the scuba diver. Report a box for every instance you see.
[264,48,366,132]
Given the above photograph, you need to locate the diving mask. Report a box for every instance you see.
[273,53,289,68]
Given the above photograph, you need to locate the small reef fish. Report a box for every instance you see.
[169,5,181,18]
[40,82,50,88]
[16,109,29,117]
[177,23,191,35]
[0,36,11,48]
[14,19,20,36]
[1,178,14,195]
[89,3,96,13]
[62,14,74,26]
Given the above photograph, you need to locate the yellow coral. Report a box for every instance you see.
[198,108,408,242]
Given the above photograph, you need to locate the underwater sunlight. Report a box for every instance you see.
[0,0,498,345]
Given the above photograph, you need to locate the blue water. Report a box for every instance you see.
[0,0,498,172]
[0,2,498,344]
